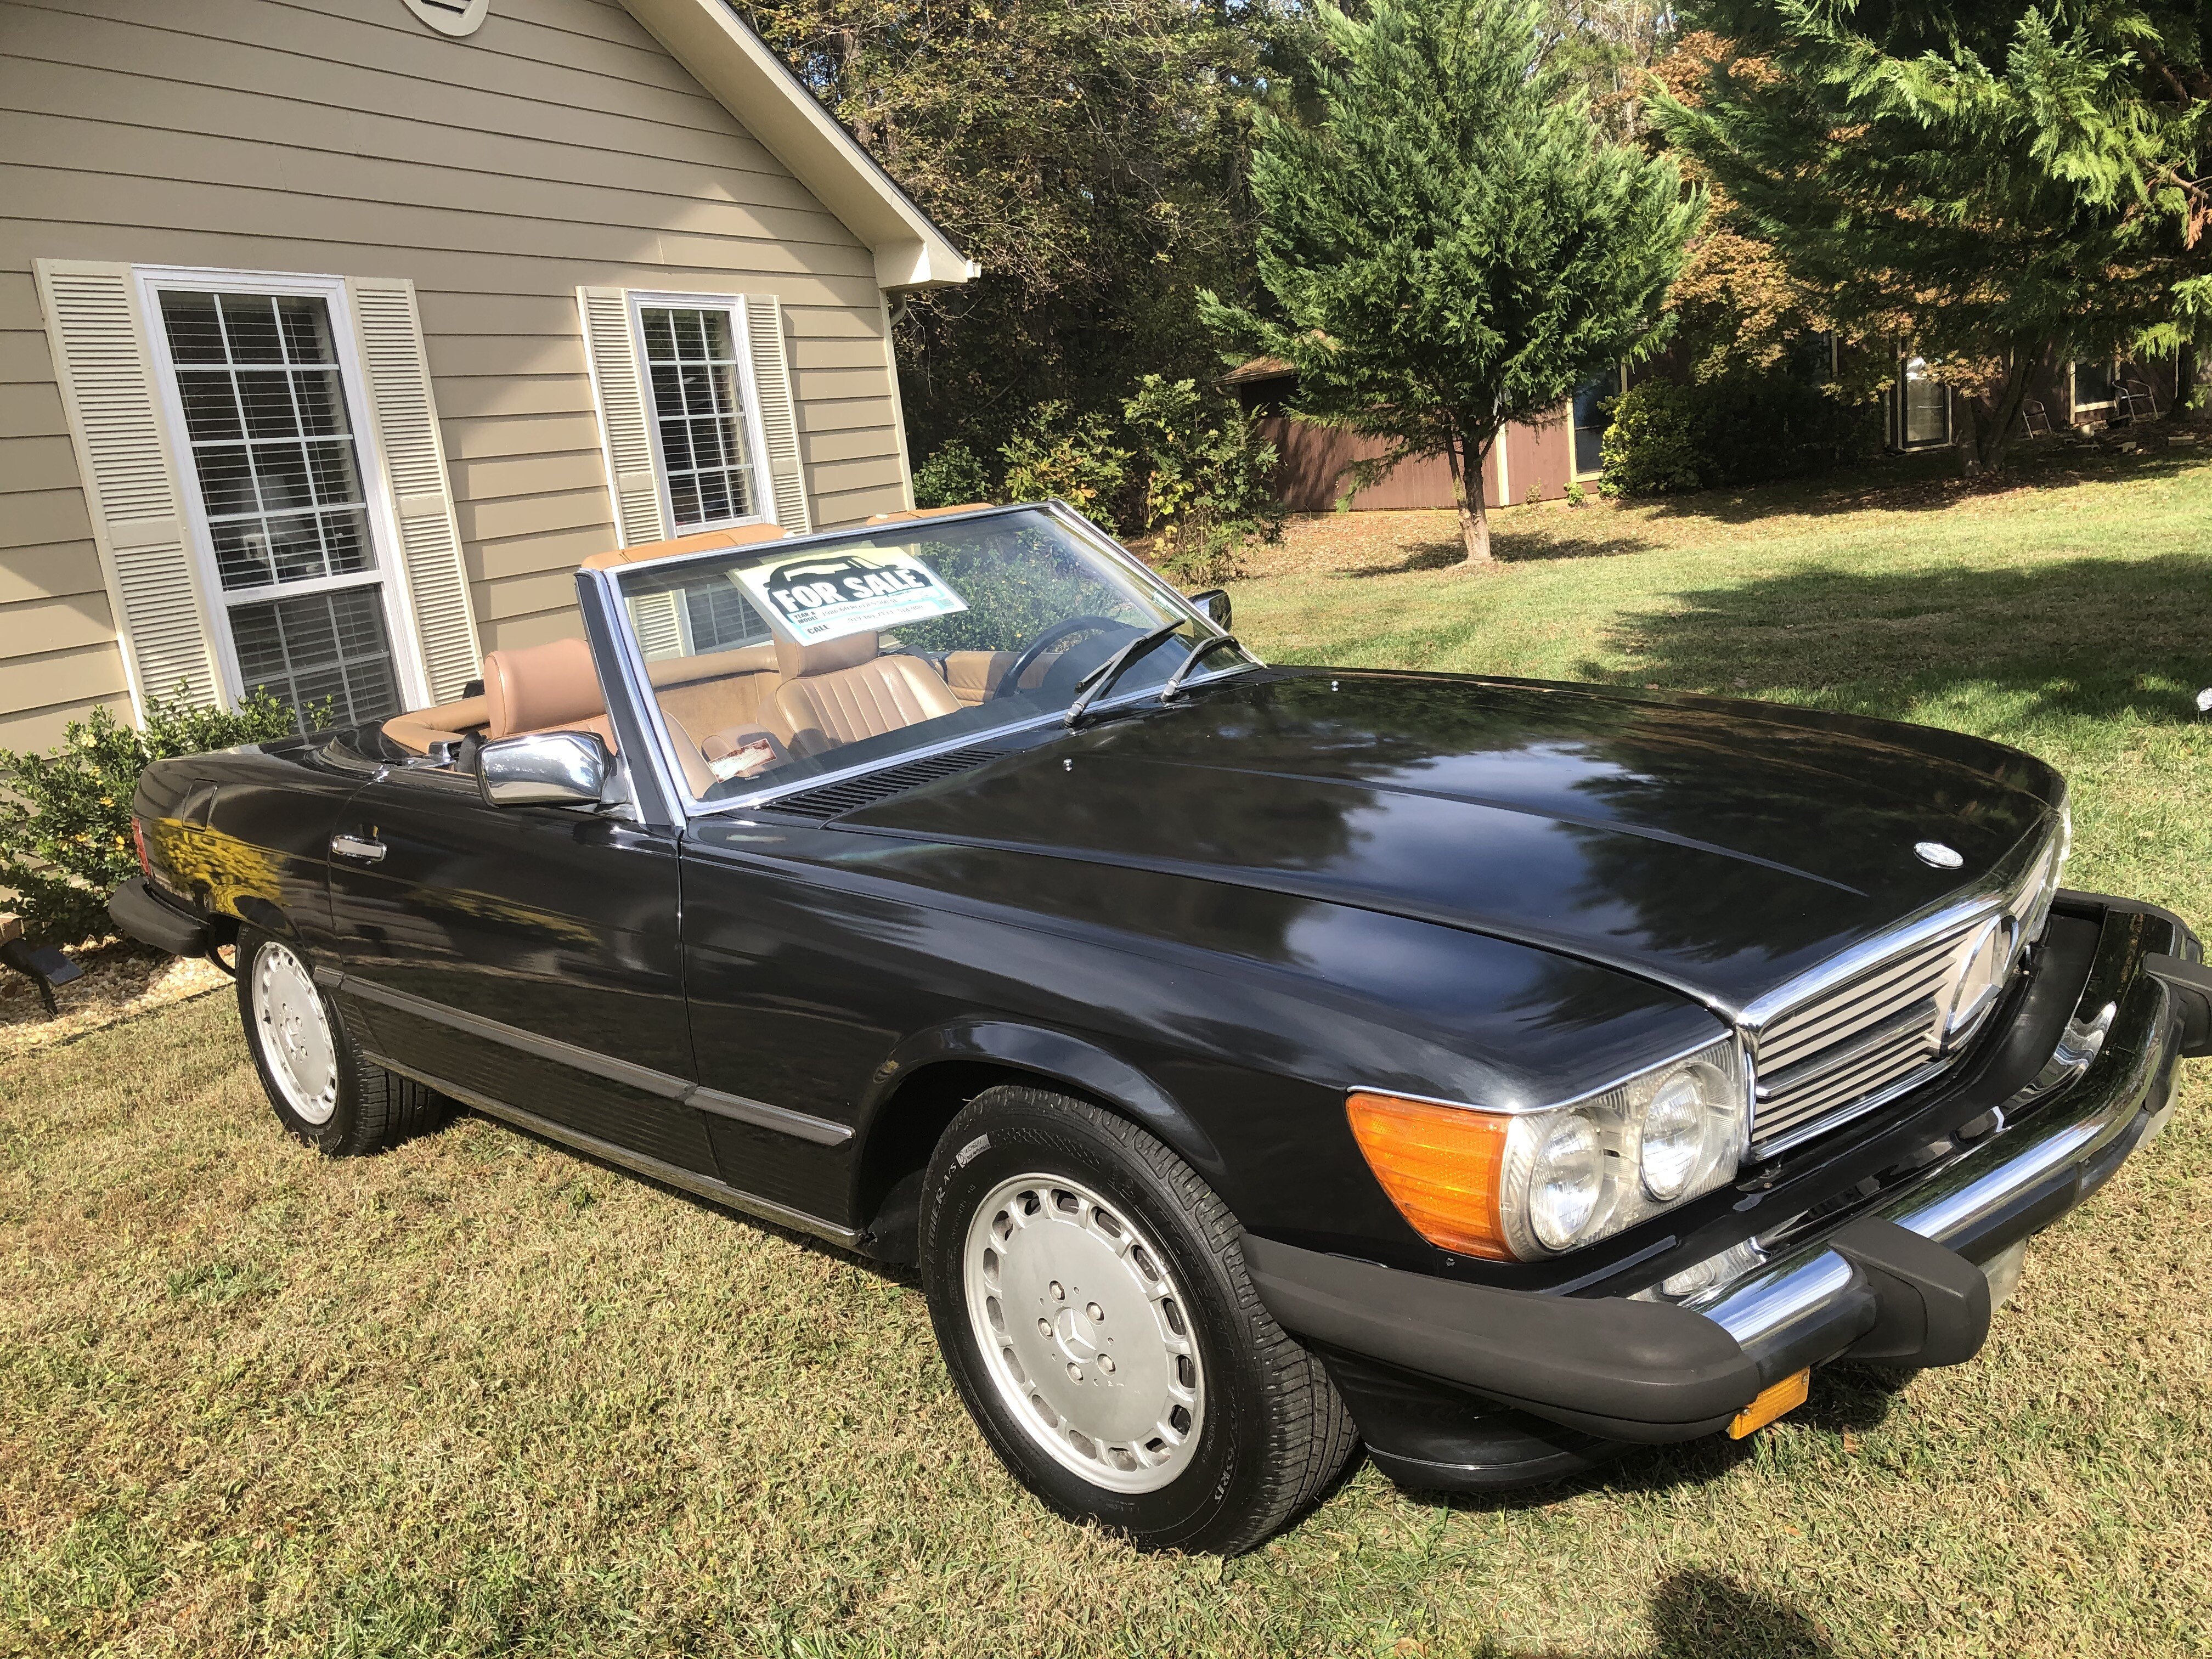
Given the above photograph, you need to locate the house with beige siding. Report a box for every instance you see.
[0,0,969,751]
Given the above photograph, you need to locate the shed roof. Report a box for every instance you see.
[618,0,974,294]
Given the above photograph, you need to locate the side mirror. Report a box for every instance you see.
[478,730,610,810]
[1188,587,1232,630]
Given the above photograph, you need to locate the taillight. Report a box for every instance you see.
[131,817,151,879]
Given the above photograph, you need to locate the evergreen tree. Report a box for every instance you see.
[1201,0,1700,562]
[1656,0,2211,475]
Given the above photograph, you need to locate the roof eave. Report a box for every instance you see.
[617,0,974,294]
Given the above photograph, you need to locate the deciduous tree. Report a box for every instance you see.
[739,0,1319,464]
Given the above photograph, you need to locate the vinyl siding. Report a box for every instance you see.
[0,0,912,747]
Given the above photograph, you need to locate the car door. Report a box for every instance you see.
[321,763,713,1175]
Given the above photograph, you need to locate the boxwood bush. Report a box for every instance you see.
[1601,372,1881,497]
[0,689,299,949]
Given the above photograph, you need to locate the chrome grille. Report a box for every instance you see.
[1749,921,1972,1151]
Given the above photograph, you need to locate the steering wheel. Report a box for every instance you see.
[992,615,1130,702]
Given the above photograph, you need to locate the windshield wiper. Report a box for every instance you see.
[1160,633,1245,701]
[1065,623,1184,727]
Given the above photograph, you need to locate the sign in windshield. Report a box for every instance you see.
[737,547,968,646]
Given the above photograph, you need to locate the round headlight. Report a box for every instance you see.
[1528,1113,1605,1251]
[1946,915,2016,1041]
[1639,1070,1707,1200]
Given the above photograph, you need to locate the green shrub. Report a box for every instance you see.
[912,440,992,510]
[1598,381,1705,496]
[1120,375,1284,585]
[1599,372,1883,498]
[998,402,1132,534]
[0,689,300,949]
[1564,480,1588,508]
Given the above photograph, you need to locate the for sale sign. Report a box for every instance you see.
[738,548,968,646]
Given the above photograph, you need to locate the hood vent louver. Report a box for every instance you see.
[771,746,1013,820]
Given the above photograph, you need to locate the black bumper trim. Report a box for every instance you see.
[107,876,208,957]
[1243,1235,1758,1443]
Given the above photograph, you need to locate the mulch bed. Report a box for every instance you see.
[0,938,230,1061]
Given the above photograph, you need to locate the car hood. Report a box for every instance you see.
[828,668,2063,1011]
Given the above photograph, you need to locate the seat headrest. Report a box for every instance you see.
[578,522,789,571]
[774,631,879,679]
[864,503,994,525]
[483,636,605,738]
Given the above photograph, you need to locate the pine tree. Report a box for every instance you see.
[1200,0,1701,563]
[1656,0,2211,475]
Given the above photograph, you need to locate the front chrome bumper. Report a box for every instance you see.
[1249,893,2192,1458]
[1705,894,2187,1386]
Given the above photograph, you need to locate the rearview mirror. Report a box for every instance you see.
[1188,587,1232,630]
[478,730,610,810]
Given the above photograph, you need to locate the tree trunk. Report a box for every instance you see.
[1954,392,1982,477]
[1975,343,2049,475]
[1444,425,1493,564]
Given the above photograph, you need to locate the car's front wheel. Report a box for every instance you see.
[236,926,443,1156]
[919,1085,1358,1553]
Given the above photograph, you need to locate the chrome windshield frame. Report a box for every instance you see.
[573,499,1265,821]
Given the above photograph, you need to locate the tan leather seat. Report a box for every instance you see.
[382,693,488,754]
[941,650,1016,706]
[578,522,788,571]
[646,642,789,749]
[482,636,618,749]
[864,503,994,526]
[774,632,960,757]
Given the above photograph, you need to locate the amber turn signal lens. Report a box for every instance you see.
[1345,1091,1515,1260]
[1726,1369,1810,1440]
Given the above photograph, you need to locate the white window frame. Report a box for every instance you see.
[1571,363,1628,482]
[1896,353,1952,450]
[626,289,777,539]
[2068,358,2120,419]
[135,264,432,712]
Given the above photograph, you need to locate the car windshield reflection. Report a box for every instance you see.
[611,507,1249,804]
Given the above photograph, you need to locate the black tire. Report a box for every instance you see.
[919,1085,1359,1554]
[235,925,444,1156]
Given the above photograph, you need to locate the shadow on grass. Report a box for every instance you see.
[1579,551,2212,724]
[1495,528,1664,565]
[1491,1570,1835,1657]
[1345,528,1663,575]
[1641,1570,1835,1658]
[1624,433,2207,528]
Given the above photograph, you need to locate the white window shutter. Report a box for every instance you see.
[34,259,218,711]
[346,277,480,704]
[578,286,670,548]
[630,592,684,659]
[743,294,812,533]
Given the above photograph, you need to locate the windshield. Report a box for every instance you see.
[611,506,1245,804]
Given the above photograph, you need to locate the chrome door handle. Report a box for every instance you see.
[331,833,386,864]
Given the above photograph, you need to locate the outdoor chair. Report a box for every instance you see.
[2114,379,2160,425]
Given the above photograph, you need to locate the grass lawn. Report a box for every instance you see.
[6,445,2212,1657]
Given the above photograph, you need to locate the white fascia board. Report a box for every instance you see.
[619,0,975,293]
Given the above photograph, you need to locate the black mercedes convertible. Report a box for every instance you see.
[109,500,2207,1554]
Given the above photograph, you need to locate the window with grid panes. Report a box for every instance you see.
[155,290,402,731]
[640,305,760,530]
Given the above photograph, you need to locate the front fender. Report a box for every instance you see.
[857,1018,1227,1183]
